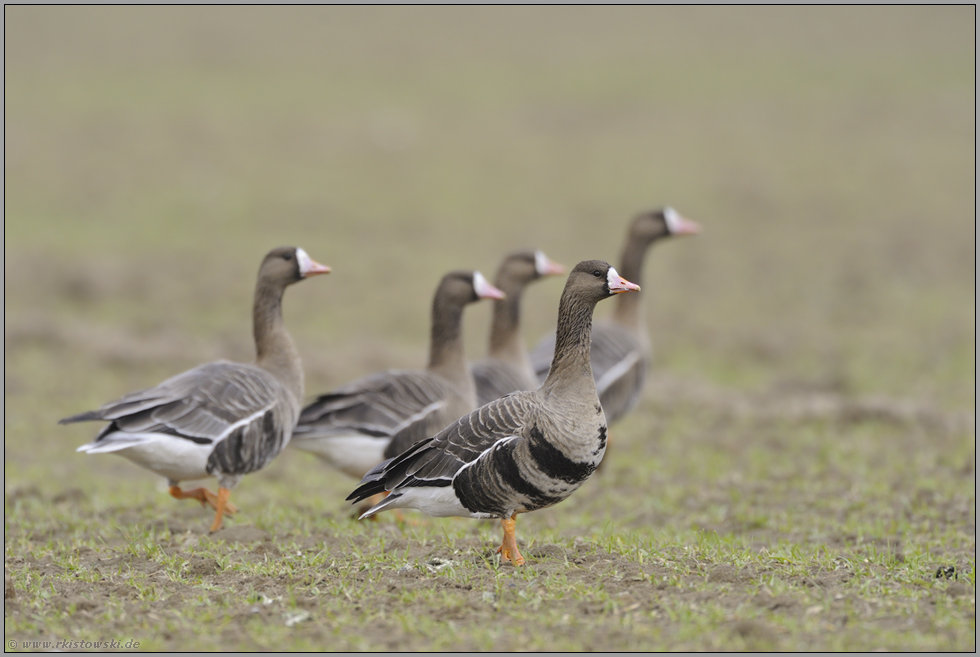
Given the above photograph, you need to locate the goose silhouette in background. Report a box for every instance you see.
[291,270,504,479]
[530,207,700,426]
[471,249,566,406]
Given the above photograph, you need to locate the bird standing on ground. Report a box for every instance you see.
[348,260,640,565]
[291,270,504,479]
[63,246,330,532]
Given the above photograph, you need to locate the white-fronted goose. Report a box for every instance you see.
[347,260,640,565]
[471,249,565,406]
[63,247,330,532]
[290,270,504,479]
[530,207,700,425]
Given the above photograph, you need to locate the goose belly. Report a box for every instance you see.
[289,432,389,479]
[385,486,492,519]
[78,433,212,483]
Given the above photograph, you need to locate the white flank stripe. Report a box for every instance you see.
[455,435,520,478]
[391,401,445,434]
[595,350,641,395]
[213,406,272,442]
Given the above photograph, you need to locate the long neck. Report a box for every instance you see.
[612,236,650,332]
[488,279,533,375]
[543,291,598,398]
[253,279,303,404]
[426,298,474,399]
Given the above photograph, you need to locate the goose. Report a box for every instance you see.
[347,260,640,565]
[529,207,699,425]
[62,246,330,532]
[471,249,565,406]
[290,270,504,479]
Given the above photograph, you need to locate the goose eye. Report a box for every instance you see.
[593,270,602,278]
[282,253,294,261]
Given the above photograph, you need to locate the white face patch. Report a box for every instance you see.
[534,250,549,276]
[605,266,640,294]
[663,207,682,234]
[472,271,497,299]
[296,248,314,276]
[606,266,621,290]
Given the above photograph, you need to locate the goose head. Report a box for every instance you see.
[565,260,640,303]
[435,270,505,307]
[259,246,331,287]
[629,207,701,245]
[494,249,566,289]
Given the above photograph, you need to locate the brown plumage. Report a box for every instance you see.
[530,207,700,425]
[291,270,504,478]
[348,260,640,565]
[471,249,565,406]
[63,246,330,532]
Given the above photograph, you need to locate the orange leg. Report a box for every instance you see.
[496,514,525,565]
[209,487,233,533]
[169,485,239,515]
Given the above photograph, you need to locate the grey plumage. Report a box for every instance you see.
[62,245,330,531]
[348,260,640,565]
[352,391,605,516]
[530,321,646,425]
[471,359,537,408]
[291,368,472,479]
[529,207,699,425]
[65,361,297,480]
[471,249,565,406]
[297,371,452,440]
[291,270,503,478]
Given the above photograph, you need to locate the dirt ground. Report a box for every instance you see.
[4,6,975,652]
[5,374,975,651]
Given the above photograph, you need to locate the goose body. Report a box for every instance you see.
[530,208,699,425]
[291,270,504,478]
[291,369,468,479]
[72,361,296,484]
[62,246,330,531]
[470,360,536,408]
[530,320,647,425]
[470,249,565,406]
[348,260,640,564]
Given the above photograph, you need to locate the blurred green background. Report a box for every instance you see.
[5,6,975,486]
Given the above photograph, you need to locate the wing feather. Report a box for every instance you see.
[295,370,468,463]
[530,322,648,424]
[347,391,537,502]
[297,371,454,435]
[62,361,285,445]
[471,358,537,406]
